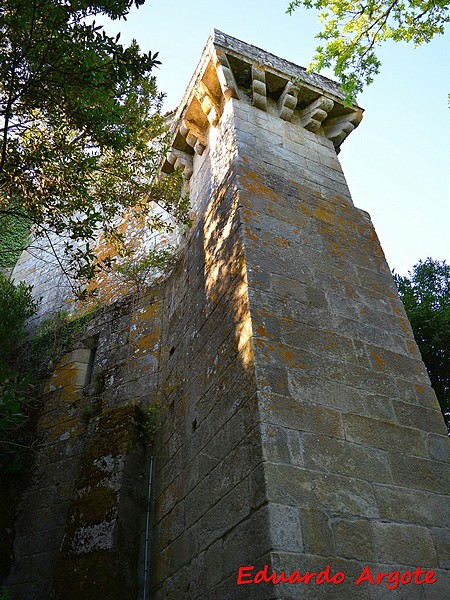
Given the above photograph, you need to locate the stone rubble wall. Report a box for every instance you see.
[6,289,163,599]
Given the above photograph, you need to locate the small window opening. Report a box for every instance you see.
[85,345,97,386]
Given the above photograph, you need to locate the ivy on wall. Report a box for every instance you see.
[0,215,30,272]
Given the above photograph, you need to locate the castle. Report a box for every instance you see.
[6,31,449,599]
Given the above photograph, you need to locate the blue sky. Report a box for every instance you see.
[103,0,449,275]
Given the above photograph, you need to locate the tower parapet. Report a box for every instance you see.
[162,29,363,187]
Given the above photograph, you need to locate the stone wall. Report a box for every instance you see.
[11,207,179,326]
[149,98,265,598]
[6,290,163,599]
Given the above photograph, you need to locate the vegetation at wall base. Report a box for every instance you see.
[394,258,450,431]
[0,586,10,600]
[0,274,39,580]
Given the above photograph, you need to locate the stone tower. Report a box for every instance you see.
[149,30,449,599]
[7,31,449,599]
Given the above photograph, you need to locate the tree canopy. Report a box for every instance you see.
[287,0,450,101]
[394,258,450,430]
[0,0,187,292]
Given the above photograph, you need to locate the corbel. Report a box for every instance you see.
[213,49,239,101]
[195,81,221,127]
[179,119,206,156]
[166,149,194,180]
[300,96,334,132]
[251,66,267,111]
[277,81,300,121]
[323,111,363,146]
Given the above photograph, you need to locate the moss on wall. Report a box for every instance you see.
[50,551,127,600]
[50,405,144,600]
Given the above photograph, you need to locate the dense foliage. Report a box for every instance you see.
[0,274,101,474]
[394,258,450,429]
[0,275,38,368]
[0,0,188,292]
[0,274,39,473]
[287,1,450,101]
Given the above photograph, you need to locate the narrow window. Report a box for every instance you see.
[85,345,97,386]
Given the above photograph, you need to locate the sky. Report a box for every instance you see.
[103,0,449,276]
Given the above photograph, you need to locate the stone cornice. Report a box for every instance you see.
[162,31,363,179]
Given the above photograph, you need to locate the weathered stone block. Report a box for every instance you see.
[333,519,375,561]
[430,527,450,569]
[309,473,379,519]
[270,552,371,599]
[394,401,447,435]
[259,391,345,439]
[268,503,303,553]
[298,507,335,557]
[206,537,224,588]
[389,452,450,494]
[302,433,393,483]
[423,571,450,600]
[372,522,438,567]
[427,433,450,462]
[373,484,445,527]
[343,413,428,458]
[261,423,303,466]
[222,506,272,577]
[196,477,252,550]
